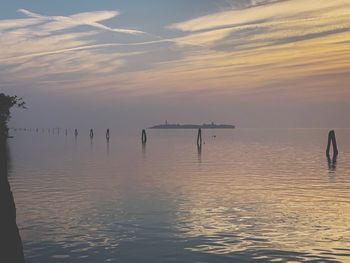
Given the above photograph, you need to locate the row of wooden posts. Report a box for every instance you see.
[13,127,203,149]
[13,128,111,140]
[75,128,111,140]
[11,127,339,157]
[164,128,338,156]
[81,128,341,159]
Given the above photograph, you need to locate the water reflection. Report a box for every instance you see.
[197,144,202,164]
[106,138,110,156]
[90,137,93,150]
[141,142,146,160]
[0,136,25,262]
[8,129,350,262]
[327,153,338,173]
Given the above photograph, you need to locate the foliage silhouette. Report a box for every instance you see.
[0,93,26,136]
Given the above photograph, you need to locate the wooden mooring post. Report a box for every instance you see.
[326,130,338,157]
[74,129,78,137]
[197,128,202,147]
[141,129,147,144]
[90,129,94,138]
[106,129,110,140]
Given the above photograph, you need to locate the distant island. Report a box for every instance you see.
[150,121,235,129]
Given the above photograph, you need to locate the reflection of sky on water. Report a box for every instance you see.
[7,129,350,262]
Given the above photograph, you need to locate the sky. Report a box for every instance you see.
[1,0,350,131]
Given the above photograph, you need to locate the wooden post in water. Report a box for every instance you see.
[197,128,202,147]
[326,130,338,157]
[90,129,94,139]
[106,129,110,140]
[65,129,68,136]
[141,129,147,144]
[74,129,78,137]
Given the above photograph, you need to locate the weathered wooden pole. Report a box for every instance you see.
[74,129,78,137]
[106,128,110,140]
[90,129,94,138]
[65,129,68,136]
[197,128,202,147]
[141,129,147,144]
[326,130,338,157]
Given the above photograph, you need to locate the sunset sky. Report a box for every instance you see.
[1,0,350,130]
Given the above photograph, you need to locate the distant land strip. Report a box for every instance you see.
[149,123,235,129]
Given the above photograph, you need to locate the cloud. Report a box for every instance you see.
[105,0,350,97]
[0,8,164,86]
[0,18,43,31]
[169,0,350,32]
[7,50,128,78]
[0,30,97,62]
[167,0,350,52]
[2,1,350,102]
[18,9,145,35]
[173,28,234,47]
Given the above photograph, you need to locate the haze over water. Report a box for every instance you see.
[8,129,350,262]
[2,0,350,129]
[2,0,350,262]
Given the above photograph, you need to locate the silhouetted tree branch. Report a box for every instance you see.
[0,93,26,136]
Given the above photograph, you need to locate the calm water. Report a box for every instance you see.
[7,129,350,262]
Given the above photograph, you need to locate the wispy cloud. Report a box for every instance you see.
[116,0,350,96]
[0,18,44,31]
[1,1,350,101]
[0,8,162,85]
[18,9,145,35]
[169,0,350,32]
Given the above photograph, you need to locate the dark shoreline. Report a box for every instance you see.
[0,134,25,263]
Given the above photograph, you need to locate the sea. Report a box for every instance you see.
[7,128,350,262]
